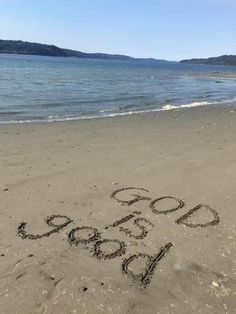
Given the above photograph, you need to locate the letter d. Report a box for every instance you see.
[122,242,173,288]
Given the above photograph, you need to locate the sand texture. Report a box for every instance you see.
[0,105,236,313]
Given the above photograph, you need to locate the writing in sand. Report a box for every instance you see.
[17,187,220,288]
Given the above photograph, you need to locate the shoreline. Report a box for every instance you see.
[187,72,236,79]
[0,101,236,127]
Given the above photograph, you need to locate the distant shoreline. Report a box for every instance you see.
[1,39,236,66]
[180,55,236,66]
[0,39,168,62]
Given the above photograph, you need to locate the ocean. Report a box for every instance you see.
[0,53,236,124]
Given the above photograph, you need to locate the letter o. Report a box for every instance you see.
[94,239,126,260]
[68,226,100,245]
[150,196,184,215]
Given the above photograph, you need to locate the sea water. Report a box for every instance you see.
[0,53,236,124]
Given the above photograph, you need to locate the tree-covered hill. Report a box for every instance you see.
[180,55,236,66]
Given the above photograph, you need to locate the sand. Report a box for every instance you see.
[0,105,236,314]
[188,72,236,79]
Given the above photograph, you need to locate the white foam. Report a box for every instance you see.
[99,107,118,113]
[162,99,236,111]
[162,104,178,110]
[180,101,211,108]
[163,101,213,111]
[1,97,236,125]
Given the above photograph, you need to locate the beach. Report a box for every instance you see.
[0,105,236,313]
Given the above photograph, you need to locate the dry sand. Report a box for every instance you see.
[0,105,236,314]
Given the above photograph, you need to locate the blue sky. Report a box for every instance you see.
[0,0,235,60]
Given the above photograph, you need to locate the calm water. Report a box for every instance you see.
[0,53,236,124]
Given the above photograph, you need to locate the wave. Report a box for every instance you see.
[1,97,236,125]
[163,98,236,111]
[0,111,23,116]
[162,101,212,110]
[99,107,118,113]
[99,104,142,113]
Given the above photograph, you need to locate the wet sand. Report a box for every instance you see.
[188,72,236,79]
[0,105,236,313]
